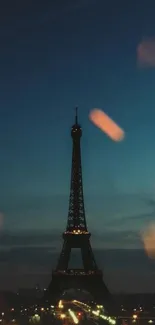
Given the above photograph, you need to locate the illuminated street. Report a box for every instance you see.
[1,297,155,325]
[54,299,117,324]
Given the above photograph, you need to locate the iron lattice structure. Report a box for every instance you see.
[48,108,110,304]
[67,115,87,231]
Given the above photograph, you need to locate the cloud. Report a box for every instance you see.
[0,229,61,248]
[106,212,153,227]
[137,38,155,68]
[0,228,142,252]
[0,192,153,248]
[1,194,68,230]
[92,229,141,249]
[0,248,154,293]
[0,191,145,230]
[0,212,3,230]
[104,196,155,229]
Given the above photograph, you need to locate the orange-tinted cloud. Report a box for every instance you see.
[89,109,125,142]
[141,223,155,258]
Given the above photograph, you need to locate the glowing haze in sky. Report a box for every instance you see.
[89,109,125,142]
[1,0,155,291]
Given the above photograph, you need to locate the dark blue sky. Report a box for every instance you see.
[1,0,155,290]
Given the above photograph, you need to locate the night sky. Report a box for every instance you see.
[1,0,155,292]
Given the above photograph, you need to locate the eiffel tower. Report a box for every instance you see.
[47,108,110,304]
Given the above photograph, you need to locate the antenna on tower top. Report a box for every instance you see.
[75,106,78,124]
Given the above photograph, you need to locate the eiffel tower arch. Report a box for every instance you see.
[47,108,111,305]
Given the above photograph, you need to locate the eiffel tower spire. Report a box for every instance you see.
[75,106,78,124]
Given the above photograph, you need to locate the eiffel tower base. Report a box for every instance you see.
[46,270,111,309]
